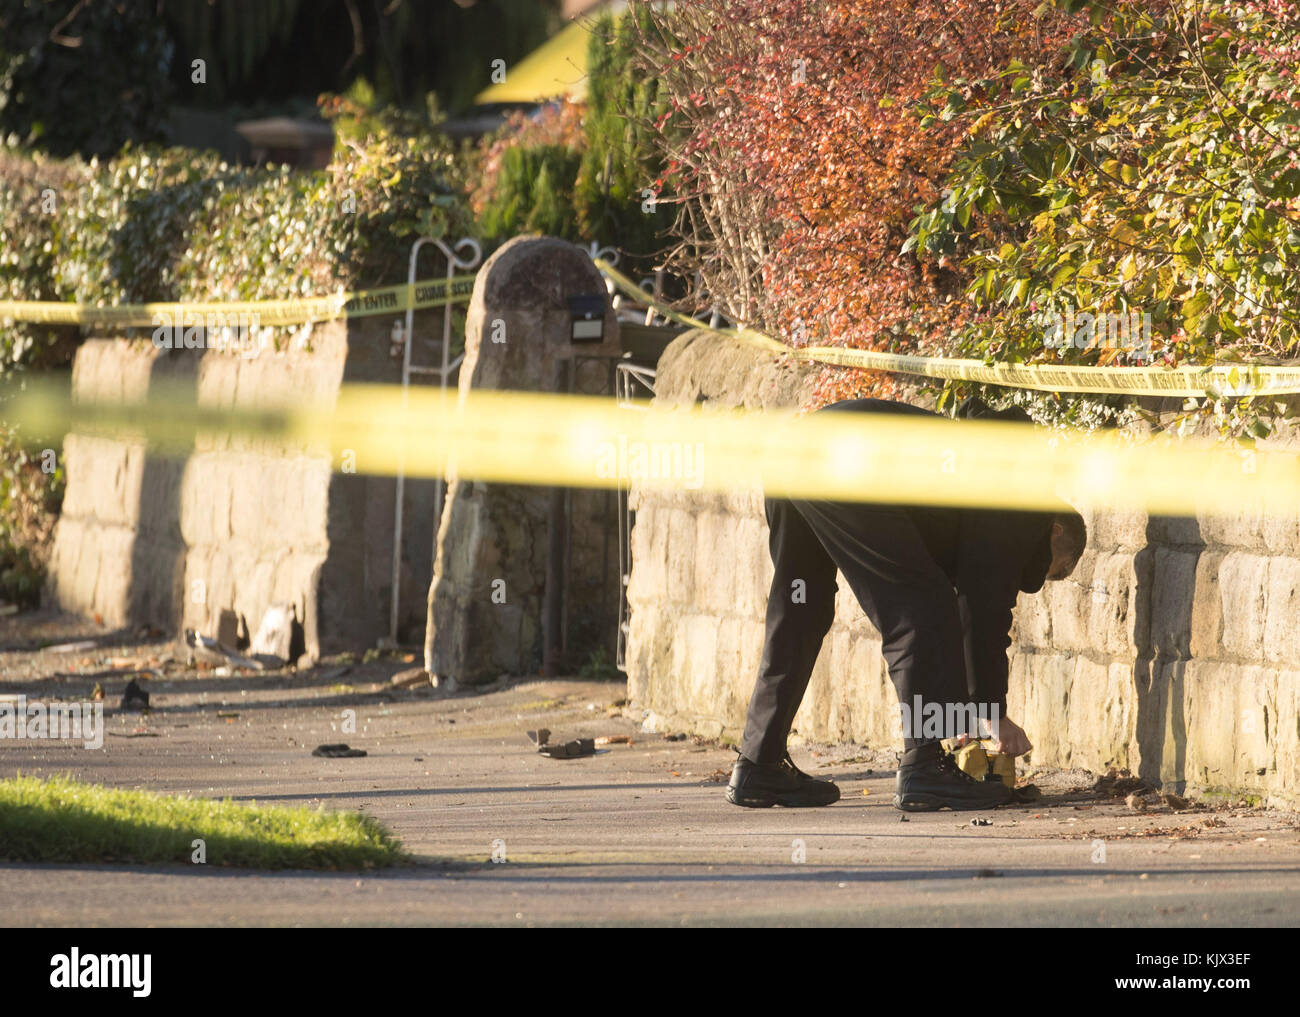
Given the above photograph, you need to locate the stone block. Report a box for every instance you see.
[1088,551,1145,657]
[713,616,746,716]
[683,614,718,705]
[1263,557,1300,666]
[734,515,768,620]
[1201,507,1264,549]
[1064,655,1134,771]
[665,508,697,604]
[1189,550,1226,659]
[1218,552,1269,660]
[1046,551,1094,652]
[1008,651,1074,764]
[694,512,737,614]
[627,503,666,603]
[1150,547,1200,661]
[1179,661,1277,790]
[1261,510,1300,555]
[1092,506,1149,551]
[1013,588,1052,648]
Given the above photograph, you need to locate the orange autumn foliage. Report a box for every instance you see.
[644,0,1087,406]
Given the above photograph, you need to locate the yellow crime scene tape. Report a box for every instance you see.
[4,380,1297,517]
[0,274,478,328]
[594,260,1300,398]
[1,257,1298,517]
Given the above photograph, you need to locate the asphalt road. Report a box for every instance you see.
[1,629,1298,927]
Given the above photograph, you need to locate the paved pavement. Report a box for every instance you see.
[2,620,1298,926]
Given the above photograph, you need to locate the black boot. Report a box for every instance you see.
[894,743,1012,812]
[726,751,841,808]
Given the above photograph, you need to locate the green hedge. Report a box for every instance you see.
[1,131,473,373]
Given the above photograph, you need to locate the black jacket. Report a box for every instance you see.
[816,396,1067,713]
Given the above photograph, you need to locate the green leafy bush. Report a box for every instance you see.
[478,142,584,240]
[1,126,472,368]
[0,148,89,370]
[473,10,675,270]
[909,0,1300,434]
[574,8,676,266]
[0,0,172,158]
[0,425,63,609]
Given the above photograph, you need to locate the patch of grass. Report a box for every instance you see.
[0,775,407,869]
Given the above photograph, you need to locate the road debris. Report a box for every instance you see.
[185,629,267,671]
[250,603,299,665]
[44,639,99,654]
[312,743,367,758]
[390,667,428,688]
[1094,767,1155,798]
[527,728,596,759]
[119,679,150,713]
[51,666,151,681]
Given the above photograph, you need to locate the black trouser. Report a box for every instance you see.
[739,493,969,765]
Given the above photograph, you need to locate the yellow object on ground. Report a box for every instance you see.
[950,740,1016,789]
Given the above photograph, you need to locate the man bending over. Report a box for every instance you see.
[726,396,1087,812]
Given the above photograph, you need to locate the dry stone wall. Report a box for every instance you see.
[48,314,443,658]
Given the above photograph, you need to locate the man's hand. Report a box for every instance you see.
[992,716,1032,757]
[953,716,1032,757]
